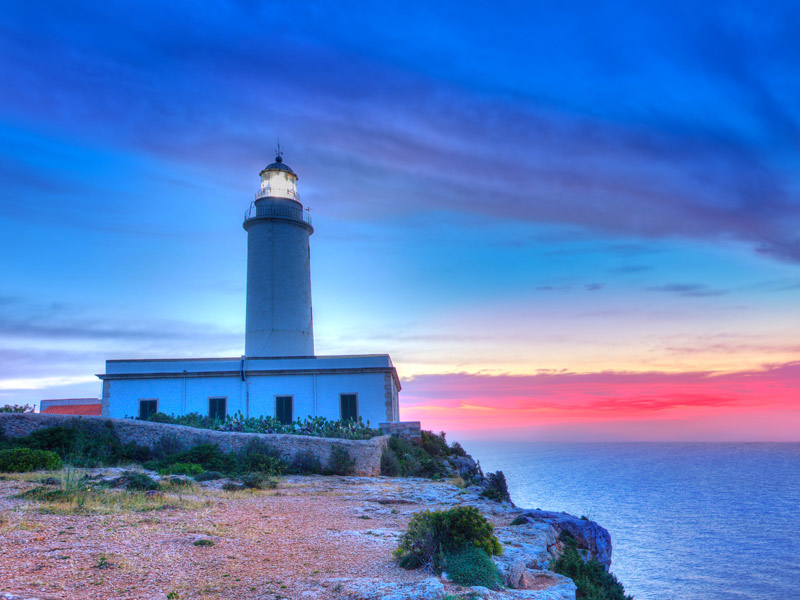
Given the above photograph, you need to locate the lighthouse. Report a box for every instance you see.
[243,153,314,357]
[97,152,402,427]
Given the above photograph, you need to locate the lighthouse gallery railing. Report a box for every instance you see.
[243,202,312,225]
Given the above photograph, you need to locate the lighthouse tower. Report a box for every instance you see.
[243,153,314,357]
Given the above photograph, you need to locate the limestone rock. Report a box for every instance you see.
[323,576,445,600]
[519,509,612,567]
[448,454,481,480]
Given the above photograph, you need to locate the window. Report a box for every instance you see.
[208,397,227,421]
[276,396,293,425]
[139,399,158,420]
[340,394,358,422]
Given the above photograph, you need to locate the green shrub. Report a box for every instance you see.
[194,470,223,482]
[193,539,214,547]
[0,404,34,413]
[158,462,204,476]
[444,545,501,589]
[381,436,448,479]
[510,515,529,526]
[0,448,63,472]
[395,506,501,572]
[112,471,160,491]
[326,446,355,475]
[481,471,511,503]
[166,443,237,474]
[449,441,467,457]
[421,430,450,457]
[152,435,185,459]
[12,424,150,467]
[237,439,285,475]
[163,476,194,488]
[288,450,322,475]
[551,535,632,600]
[240,473,277,489]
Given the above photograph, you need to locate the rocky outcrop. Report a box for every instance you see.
[494,519,560,587]
[447,453,482,481]
[514,509,613,568]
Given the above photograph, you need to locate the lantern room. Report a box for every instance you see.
[258,155,298,200]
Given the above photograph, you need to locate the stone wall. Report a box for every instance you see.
[379,421,422,442]
[0,413,389,477]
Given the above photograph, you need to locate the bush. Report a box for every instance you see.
[551,534,632,600]
[326,446,355,475]
[449,441,468,457]
[288,450,322,475]
[381,436,448,479]
[444,545,501,589]
[0,404,34,413]
[421,430,450,457]
[112,471,160,491]
[194,470,223,482]
[0,448,62,472]
[240,473,277,489]
[152,435,185,459]
[163,443,237,474]
[238,439,285,475]
[12,424,150,467]
[158,462,204,476]
[481,471,511,503]
[395,506,502,572]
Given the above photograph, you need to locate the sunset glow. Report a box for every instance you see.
[1,2,799,440]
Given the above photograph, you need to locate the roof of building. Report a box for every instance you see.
[260,155,297,176]
[41,403,102,416]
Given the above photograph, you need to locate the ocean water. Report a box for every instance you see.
[463,442,800,600]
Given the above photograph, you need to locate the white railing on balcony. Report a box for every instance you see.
[244,202,312,225]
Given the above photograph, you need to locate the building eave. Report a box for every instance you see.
[96,365,401,390]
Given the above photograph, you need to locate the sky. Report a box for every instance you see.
[1,0,798,441]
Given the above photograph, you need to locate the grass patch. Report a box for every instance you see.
[14,468,210,515]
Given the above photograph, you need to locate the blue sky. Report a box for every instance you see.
[1,1,799,438]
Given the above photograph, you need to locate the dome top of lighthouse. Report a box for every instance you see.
[260,155,297,178]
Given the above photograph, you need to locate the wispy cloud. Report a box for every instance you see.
[645,284,729,297]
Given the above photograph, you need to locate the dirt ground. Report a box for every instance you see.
[0,472,506,600]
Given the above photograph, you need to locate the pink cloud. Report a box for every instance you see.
[400,362,800,440]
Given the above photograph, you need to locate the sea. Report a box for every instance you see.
[463,442,800,600]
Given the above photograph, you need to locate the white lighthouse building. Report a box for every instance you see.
[96,155,401,426]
